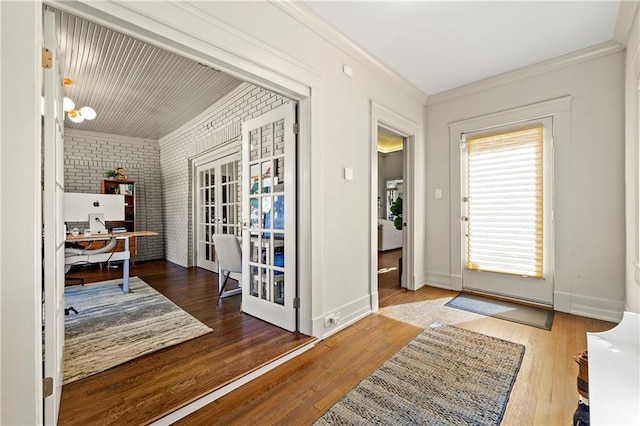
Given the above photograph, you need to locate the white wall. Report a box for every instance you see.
[0,1,43,424]
[625,6,640,314]
[425,51,626,322]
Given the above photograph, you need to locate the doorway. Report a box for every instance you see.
[194,149,242,273]
[370,101,420,311]
[376,127,405,303]
[43,3,314,423]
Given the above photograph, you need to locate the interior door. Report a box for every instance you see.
[195,153,241,272]
[461,118,554,305]
[242,102,297,331]
[42,9,66,424]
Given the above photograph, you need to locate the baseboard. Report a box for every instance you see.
[554,291,624,323]
[315,294,372,339]
[413,271,428,290]
[423,271,451,289]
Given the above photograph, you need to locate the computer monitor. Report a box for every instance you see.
[63,193,125,234]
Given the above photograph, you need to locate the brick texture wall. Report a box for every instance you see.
[159,82,289,267]
[64,129,164,261]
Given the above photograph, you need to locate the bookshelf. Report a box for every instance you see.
[102,179,136,256]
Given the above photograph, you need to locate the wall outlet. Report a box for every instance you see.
[324,312,342,327]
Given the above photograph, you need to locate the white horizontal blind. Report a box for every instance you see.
[465,125,543,278]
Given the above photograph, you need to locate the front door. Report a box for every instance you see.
[461,118,554,305]
[195,153,241,272]
[241,102,297,331]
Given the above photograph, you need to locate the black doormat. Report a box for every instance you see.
[445,293,554,330]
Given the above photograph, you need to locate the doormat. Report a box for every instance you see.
[445,293,554,330]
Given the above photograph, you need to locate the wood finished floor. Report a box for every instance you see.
[177,249,616,425]
[60,260,315,425]
[62,251,616,425]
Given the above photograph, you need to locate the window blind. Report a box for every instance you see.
[465,125,544,278]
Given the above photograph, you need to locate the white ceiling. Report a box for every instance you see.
[305,1,621,96]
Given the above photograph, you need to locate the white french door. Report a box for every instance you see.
[43,9,66,424]
[195,152,241,272]
[242,102,297,331]
[461,118,554,305]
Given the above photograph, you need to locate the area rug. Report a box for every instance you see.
[445,293,554,330]
[63,276,212,384]
[315,323,525,425]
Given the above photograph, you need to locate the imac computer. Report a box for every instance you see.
[63,192,125,235]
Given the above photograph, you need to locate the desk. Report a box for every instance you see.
[66,231,158,293]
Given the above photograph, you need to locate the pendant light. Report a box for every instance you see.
[63,78,97,123]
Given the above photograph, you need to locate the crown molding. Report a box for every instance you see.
[272,1,428,105]
[427,41,624,106]
[613,0,640,46]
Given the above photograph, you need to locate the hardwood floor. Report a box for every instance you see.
[59,260,315,425]
[177,249,616,425]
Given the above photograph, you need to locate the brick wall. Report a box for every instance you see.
[159,82,289,267]
[64,129,164,261]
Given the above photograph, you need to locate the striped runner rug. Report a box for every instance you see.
[316,323,525,425]
[63,276,212,384]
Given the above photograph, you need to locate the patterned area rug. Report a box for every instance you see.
[64,276,212,384]
[316,323,525,425]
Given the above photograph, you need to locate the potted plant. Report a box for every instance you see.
[390,197,403,231]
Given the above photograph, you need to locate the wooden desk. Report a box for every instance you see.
[66,231,159,293]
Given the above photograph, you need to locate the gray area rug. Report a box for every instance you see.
[445,293,554,330]
[316,323,525,426]
[64,276,212,384]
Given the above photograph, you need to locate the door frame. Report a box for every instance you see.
[1,2,44,425]
[370,101,420,311]
[191,142,241,272]
[449,96,571,308]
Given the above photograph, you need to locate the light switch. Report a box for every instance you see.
[343,64,353,77]
[435,189,442,199]
[344,167,353,181]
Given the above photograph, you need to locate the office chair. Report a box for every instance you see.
[212,234,243,299]
[64,237,118,284]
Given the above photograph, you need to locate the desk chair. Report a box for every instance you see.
[64,237,118,282]
[212,234,243,299]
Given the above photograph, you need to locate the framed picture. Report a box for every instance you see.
[119,183,133,195]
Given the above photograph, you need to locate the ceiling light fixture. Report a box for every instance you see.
[63,78,96,123]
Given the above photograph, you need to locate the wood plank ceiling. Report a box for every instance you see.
[50,7,243,140]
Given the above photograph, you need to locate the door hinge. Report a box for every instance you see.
[42,47,52,69]
[293,297,300,309]
[43,377,53,398]
[293,122,299,135]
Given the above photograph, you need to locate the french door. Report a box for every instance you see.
[195,153,241,272]
[242,102,297,331]
[43,9,66,424]
[461,118,554,305]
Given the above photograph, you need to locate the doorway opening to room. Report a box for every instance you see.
[370,102,420,311]
[43,4,314,425]
[376,126,405,305]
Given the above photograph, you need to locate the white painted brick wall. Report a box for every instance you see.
[160,82,288,267]
[64,129,164,261]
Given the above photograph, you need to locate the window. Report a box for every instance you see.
[465,125,544,278]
